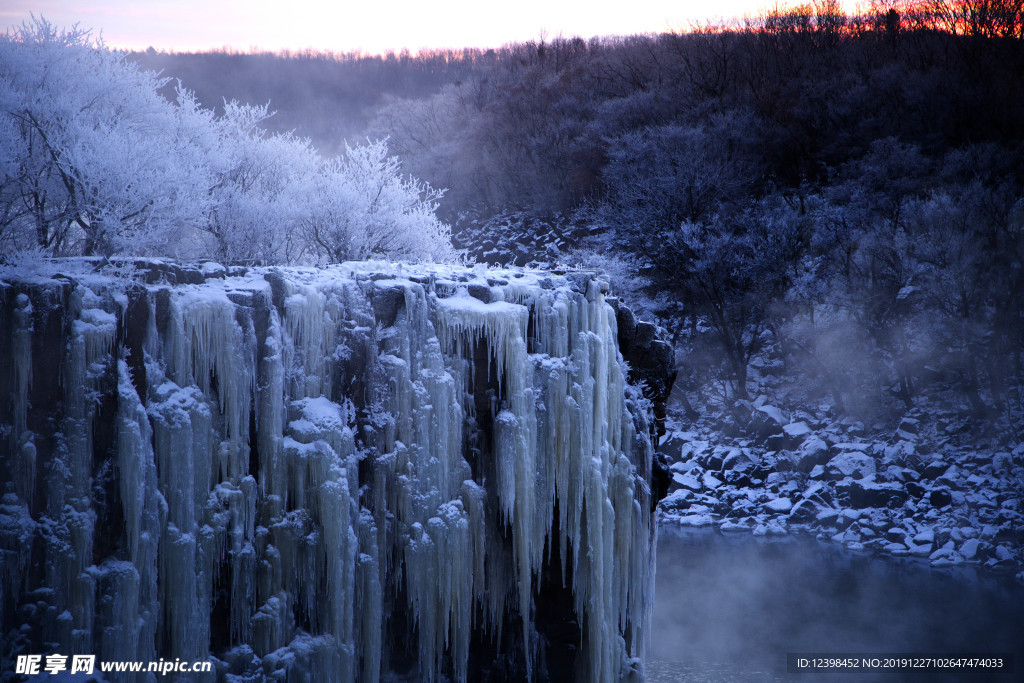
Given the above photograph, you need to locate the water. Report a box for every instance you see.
[648,525,1024,682]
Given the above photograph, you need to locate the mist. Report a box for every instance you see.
[651,527,1024,681]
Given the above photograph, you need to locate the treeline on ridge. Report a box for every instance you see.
[364,0,1024,429]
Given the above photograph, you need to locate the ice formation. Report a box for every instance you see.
[0,260,665,681]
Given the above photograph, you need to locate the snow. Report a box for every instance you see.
[783,421,812,438]
[756,404,786,425]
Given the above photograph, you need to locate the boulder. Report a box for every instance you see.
[787,499,822,524]
[766,497,794,514]
[837,480,909,509]
[921,460,950,480]
[824,452,877,480]
[793,436,830,473]
[929,489,953,508]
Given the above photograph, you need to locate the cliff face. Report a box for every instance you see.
[0,260,672,681]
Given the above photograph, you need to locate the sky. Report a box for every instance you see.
[2,0,784,54]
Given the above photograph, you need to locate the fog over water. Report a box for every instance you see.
[649,526,1024,682]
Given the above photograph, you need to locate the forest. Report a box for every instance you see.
[130,1,1024,430]
[3,2,1024,428]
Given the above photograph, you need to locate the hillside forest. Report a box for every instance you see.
[4,1,1024,432]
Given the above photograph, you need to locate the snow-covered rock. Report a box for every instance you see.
[824,452,878,480]
[757,404,786,425]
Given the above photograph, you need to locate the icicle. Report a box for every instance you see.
[10,293,34,506]
[0,263,659,683]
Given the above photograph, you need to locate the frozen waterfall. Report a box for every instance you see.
[0,260,671,681]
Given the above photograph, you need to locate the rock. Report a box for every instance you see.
[833,441,870,453]
[815,509,841,527]
[800,481,827,501]
[809,464,827,480]
[929,489,953,508]
[837,480,909,509]
[746,411,784,442]
[766,497,793,514]
[931,553,962,567]
[905,481,926,498]
[370,285,405,327]
[722,448,755,471]
[886,466,920,483]
[992,452,1014,472]
[995,545,1013,562]
[674,512,715,527]
[913,528,935,545]
[616,304,676,437]
[702,472,723,490]
[703,451,725,471]
[935,468,962,491]
[883,440,916,464]
[930,540,955,560]
[467,283,492,303]
[668,460,691,473]
[836,509,862,530]
[960,538,980,559]
[774,453,795,471]
[757,404,786,425]
[886,528,908,543]
[906,541,934,557]
[824,452,877,480]
[672,473,702,492]
[723,471,753,488]
[199,261,227,278]
[831,529,858,544]
[783,421,812,438]
[898,416,920,435]
[659,489,692,512]
[794,436,830,473]
[922,460,950,480]
[788,499,821,524]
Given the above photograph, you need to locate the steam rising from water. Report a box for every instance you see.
[649,527,1024,682]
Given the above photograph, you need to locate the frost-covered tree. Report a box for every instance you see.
[0,18,455,264]
[296,140,454,264]
[600,116,762,232]
[0,18,211,257]
[201,101,313,264]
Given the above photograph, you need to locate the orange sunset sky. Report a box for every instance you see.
[0,0,837,54]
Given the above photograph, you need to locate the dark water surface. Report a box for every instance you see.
[648,525,1024,682]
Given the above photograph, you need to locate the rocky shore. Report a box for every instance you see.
[658,399,1024,583]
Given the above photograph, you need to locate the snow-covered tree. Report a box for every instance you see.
[0,18,211,257]
[296,140,454,264]
[0,18,455,265]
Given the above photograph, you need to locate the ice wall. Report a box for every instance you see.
[0,260,671,682]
